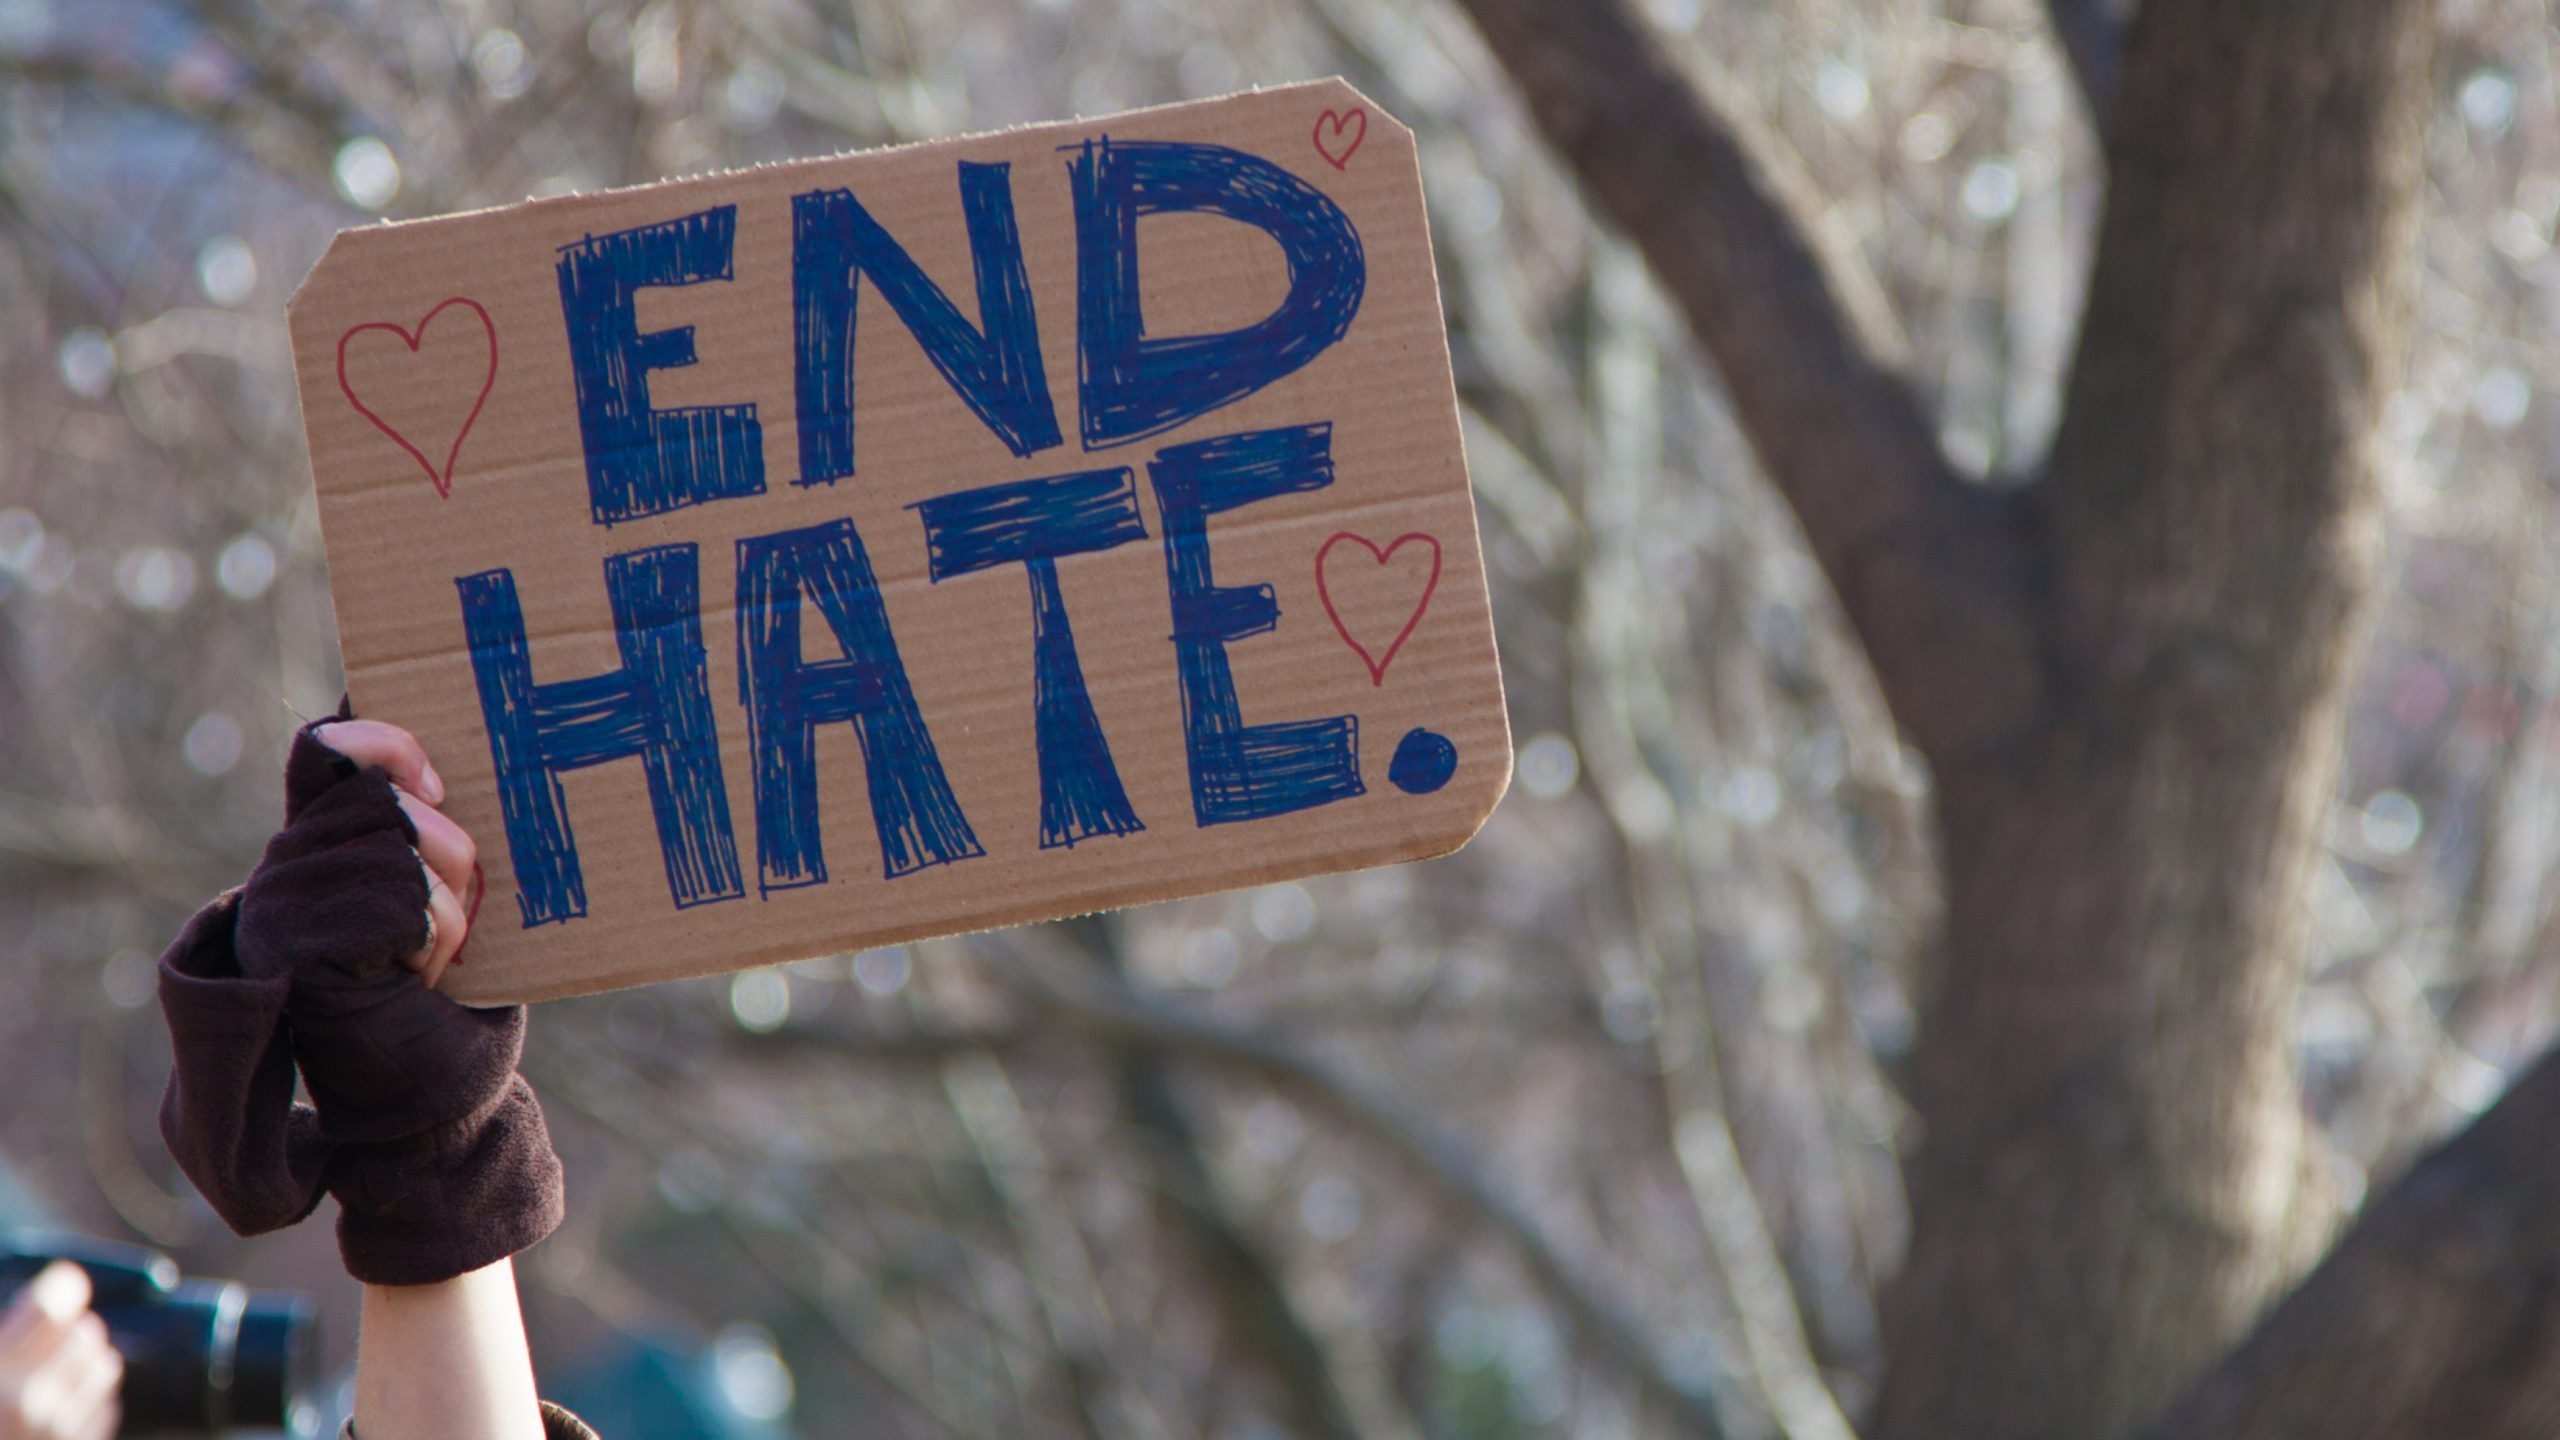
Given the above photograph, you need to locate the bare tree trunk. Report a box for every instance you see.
[1449,0,2434,1436]
[1879,5,2432,1435]
[2146,1049,2560,1440]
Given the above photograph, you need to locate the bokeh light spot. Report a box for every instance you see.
[57,327,116,398]
[1517,732,1580,799]
[334,137,401,209]
[115,546,196,612]
[196,235,258,306]
[216,534,277,600]
[184,712,243,776]
[729,969,791,1032]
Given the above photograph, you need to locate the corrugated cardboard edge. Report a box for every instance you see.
[288,78,1514,1003]
[286,79,1394,317]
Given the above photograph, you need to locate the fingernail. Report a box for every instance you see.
[30,1262,87,1322]
[421,762,447,805]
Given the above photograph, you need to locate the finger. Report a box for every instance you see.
[312,719,444,804]
[0,1263,88,1361]
[73,1393,120,1440]
[65,1314,113,1374]
[15,1315,106,1440]
[407,861,468,972]
[73,1397,120,1440]
[398,792,478,896]
[56,1323,121,1440]
[410,862,469,990]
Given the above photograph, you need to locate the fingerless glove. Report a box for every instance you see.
[159,713,564,1285]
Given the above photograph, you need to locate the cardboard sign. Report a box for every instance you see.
[289,80,1509,1004]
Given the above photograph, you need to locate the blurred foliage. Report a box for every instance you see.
[0,0,2555,1437]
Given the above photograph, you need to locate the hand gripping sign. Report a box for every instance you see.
[292,81,1510,1003]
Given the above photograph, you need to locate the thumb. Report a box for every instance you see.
[0,1261,90,1357]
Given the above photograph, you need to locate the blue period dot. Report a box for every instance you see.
[1388,728,1458,795]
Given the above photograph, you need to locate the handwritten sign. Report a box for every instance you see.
[289,81,1510,1004]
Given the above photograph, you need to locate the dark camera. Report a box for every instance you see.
[0,1232,318,1437]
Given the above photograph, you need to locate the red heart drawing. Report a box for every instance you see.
[1316,531,1442,686]
[335,297,497,499]
[1313,107,1367,170]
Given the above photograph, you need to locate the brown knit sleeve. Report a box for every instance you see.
[156,890,332,1236]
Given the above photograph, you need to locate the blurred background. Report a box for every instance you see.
[0,0,2552,1437]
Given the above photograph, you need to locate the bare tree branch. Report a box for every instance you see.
[1053,918,1378,1440]
[741,974,1724,1435]
[1000,956,1735,1440]
[936,1047,1122,1440]
[1445,0,2045,765]
[2146,1049,2560,1440]
[0,52,344,204]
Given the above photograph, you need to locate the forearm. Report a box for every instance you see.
[352,1259,544,1440]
